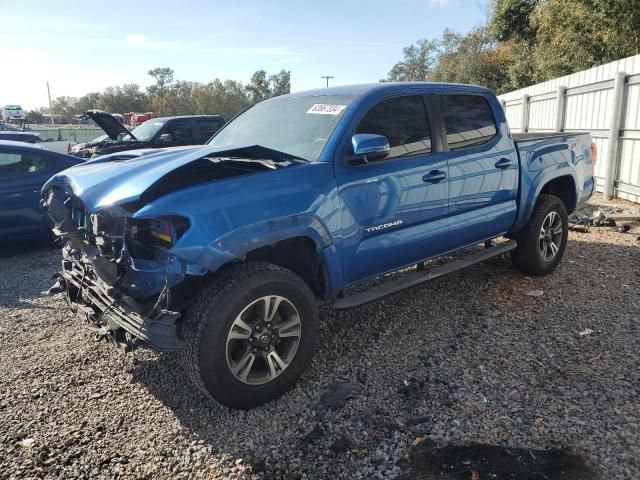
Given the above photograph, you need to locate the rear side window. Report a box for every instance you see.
[195,118,225,143]
[0,151,49,177]
[356,95,431,159]
[165,120,195,145]
[438,95,497,150]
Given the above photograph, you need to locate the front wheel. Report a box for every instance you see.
[511,194,569,276]
[179,262,318,409]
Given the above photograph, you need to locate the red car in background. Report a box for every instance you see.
[123,111,155,127]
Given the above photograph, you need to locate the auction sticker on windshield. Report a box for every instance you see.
[306,104,347,115]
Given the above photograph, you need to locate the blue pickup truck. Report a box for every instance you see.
[42,83,595,409]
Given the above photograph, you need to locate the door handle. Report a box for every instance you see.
[495,158,513,169]
[422,170,447,183]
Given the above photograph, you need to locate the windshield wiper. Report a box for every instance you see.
[217,145,308,163]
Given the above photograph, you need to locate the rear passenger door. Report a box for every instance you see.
[335,94,449,284]
[437,94,518,248]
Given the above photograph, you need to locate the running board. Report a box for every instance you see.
[333,239,517,310]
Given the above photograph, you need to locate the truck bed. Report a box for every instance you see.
[510,129,594,232]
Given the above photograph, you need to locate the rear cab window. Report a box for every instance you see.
[355,95,431,159]
[438,95,497,150]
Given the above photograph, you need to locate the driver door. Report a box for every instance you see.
[334,94,450,284]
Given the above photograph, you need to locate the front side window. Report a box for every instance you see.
[0,151,49,177]
[356,95,431,159]
[438,95,497,150]
[129,120,165,141]
[165,120,194,144]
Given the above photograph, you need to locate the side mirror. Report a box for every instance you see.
[159,133,173,144]
[351,134,390,163]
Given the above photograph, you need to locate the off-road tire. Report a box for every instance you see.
[179,262,318,409]
[511,194,569,275]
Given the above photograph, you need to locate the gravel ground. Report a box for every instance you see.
[1,195,639,479]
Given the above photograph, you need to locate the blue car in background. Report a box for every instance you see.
[0,140,82,241]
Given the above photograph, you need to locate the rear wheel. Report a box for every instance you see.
[511,194,568,275]
[179,262,318,409]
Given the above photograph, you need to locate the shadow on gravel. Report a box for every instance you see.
[0,236,55,258]
[400,442,602,480]
[0,235,58,255]
[125,236,638,476]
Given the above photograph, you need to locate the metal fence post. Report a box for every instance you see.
[555,86,567,133]
[521,94,530,133]
[603,72,627,199]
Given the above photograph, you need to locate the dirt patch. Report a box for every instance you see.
[401,442,602,480]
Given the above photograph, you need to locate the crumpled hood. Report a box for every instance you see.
[42,144,301,212]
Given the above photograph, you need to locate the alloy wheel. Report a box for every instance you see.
[539,211,563,261]
[226,295,302,385]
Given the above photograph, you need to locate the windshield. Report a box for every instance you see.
[128,120,165,141]
[207,95,354,161]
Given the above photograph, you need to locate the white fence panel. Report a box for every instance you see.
[528,93,556,131]
[498,54,640,203]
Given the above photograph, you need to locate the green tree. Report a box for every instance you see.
[147,67,175,96]
[388,0,639,92]
[490,0,538,42]
[150,81,198,116]
[25,109,45,124]
[269,69,291,97]
[76,92,102,112]
[192,79,252,118]
[246,70,272,103]
[97,84,148,114]
[386,29,511,93]
[386,39,438,81]
[49,96,81,123]
[532,0,640,81]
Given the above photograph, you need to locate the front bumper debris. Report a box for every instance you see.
[53,252,180,352]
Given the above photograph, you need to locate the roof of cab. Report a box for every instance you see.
[274,82,492,100]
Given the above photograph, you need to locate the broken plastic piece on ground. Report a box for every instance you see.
[315,381,363,410]
[571,205,640,232]
[401,442,603,479]
[603,212,640,222]
[569,224,589,233]
[526,289,544,297]
[578,328,595,336]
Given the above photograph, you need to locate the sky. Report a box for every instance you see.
[0,0,488,110]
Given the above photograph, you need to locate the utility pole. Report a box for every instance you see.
[46,81,54,124]
[321,75,334,88]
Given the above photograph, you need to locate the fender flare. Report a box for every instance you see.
[167,213,344,297]
[514,164,578,232]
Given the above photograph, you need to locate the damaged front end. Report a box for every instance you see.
[41,144,305,351]
[43,186,190,351]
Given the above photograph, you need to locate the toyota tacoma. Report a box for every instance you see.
[42,83,595,409]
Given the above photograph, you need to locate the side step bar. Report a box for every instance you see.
[333,239,517,310]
